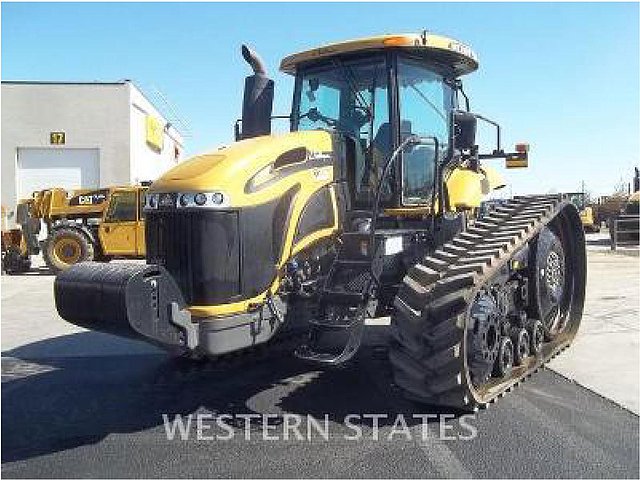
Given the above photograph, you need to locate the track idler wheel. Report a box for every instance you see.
[511,327,531,365]
[532,227,567,340]
[493,337,514,378]
[527,319,544,355]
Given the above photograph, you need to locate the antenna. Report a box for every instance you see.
[135,81,193,139]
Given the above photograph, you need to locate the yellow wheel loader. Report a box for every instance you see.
[2,185,147,274]
[55,32,586,411]
[567,192,599,233]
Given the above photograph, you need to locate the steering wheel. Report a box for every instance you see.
[299,108,338,127]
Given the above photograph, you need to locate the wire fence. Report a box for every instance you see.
[611,216,640,250]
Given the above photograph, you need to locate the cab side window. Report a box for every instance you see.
[105,192,137,222]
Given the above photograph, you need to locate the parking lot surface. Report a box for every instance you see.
[2,248,639,478]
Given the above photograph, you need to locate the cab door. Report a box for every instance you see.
[98,190,141,256]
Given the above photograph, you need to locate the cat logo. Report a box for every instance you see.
[146,116,164,151]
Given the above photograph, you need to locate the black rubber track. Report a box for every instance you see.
[389,194,587,411]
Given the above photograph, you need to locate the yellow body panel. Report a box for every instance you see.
[27,186,145,221]
[446,168,486,210]
[98,222,138,255]
[280,32,478,77]
[384,207,435,217]
[480,166,507,191]
[150,130,334,207]
[579,206,596,228]
[506,158,528,169]
[445,166,507,211]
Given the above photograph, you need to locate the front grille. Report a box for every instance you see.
[146,210,241,305]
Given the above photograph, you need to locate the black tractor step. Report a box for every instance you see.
[322,290,366,304]
[295,334,362,365]
[334,259,372,267]
[308,316,360,329]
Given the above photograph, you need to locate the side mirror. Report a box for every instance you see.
[453,111,477,151]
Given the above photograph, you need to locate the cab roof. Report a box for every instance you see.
[279,32,479,77]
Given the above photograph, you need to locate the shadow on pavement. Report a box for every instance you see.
[2,266,54,277]
[586,237,611,247]
[1,332,453,463]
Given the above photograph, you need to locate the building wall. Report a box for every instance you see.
[128,84,183,184]
[1,82,131,218]
[1,81,184,225]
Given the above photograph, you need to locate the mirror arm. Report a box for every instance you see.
[454,79,470,112]
[474,114,502,154]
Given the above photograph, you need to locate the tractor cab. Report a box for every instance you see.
[281,34,479,214]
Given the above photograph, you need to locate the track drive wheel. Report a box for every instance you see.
[44,228,95,274]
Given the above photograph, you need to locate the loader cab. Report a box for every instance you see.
[98,187,146,257]
[290,51,455,211]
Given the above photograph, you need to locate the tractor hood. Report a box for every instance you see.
[149,130,334,207]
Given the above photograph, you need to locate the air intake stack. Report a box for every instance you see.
[239,44,274,140]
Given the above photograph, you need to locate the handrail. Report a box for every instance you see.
[234,115,291,141]
[369,135,439,252]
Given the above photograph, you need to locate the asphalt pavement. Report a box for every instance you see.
[1,343,638,478]
[1,247,639,478]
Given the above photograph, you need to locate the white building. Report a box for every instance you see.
[1,80,184,224]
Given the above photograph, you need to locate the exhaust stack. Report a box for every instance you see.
[239,44,274,140]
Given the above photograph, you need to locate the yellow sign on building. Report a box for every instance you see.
[145,115,164,151]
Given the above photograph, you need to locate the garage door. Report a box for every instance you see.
[17,148,99,199]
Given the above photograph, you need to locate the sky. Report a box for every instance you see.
[2,2,639,197]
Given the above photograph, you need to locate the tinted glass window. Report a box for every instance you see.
[398,58,452,205]
[296,58,392,205]
[105,191,137,222]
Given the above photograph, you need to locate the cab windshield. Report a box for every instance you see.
[293,54,453,207]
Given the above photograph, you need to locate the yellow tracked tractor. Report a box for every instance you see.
[55,33,586,411]
[1,185,147,274]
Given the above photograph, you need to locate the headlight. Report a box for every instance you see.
[194,193,207,206]
[158,193,175,208]
[148,191,228,209]
[211,192,224,205]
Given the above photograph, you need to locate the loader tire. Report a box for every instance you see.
[389,194,586,411]
[44,227,95,274]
